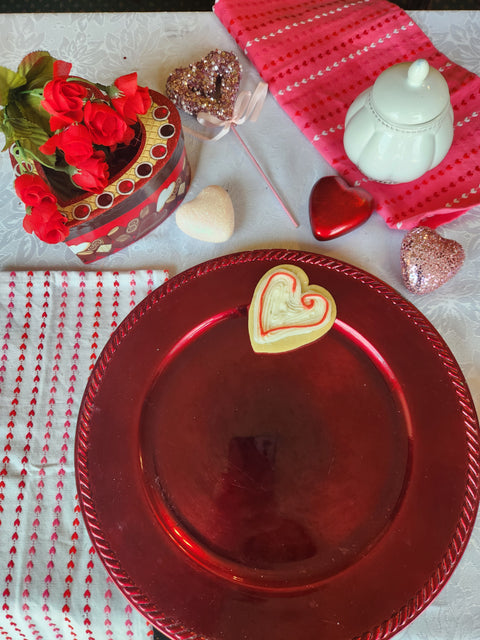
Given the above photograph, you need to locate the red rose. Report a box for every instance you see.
[42,78,89,132]
[83,101,134,147]
[39,124,94,165]
[23,201,68,244]
[71,150,109,193]
[15,173,57,207]
[111,73,151,124]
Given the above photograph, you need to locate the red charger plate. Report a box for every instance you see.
[75,249,480,640]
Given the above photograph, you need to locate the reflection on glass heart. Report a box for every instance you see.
[309,176,374,240]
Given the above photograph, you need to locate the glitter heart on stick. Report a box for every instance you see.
[166,50,298,228]
[166,50,241,121]
[400,226,465,294]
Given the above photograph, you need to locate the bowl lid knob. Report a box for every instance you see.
[407,59,430,87]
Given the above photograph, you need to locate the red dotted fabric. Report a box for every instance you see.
[214,0,480,229]
[0,270,168,640]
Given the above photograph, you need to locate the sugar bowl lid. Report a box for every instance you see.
[371,59,451,125]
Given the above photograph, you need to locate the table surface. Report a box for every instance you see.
[0,8,479,640]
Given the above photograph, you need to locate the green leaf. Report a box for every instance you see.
[3,114,55,165]
[25,54,57,91]
[15,90,51,135]
[1,115,15,151]
[19,137,58,168]
[9,139,59,172]
[7,115,50,148]
[18,51,56,89]
[0,65,26,106]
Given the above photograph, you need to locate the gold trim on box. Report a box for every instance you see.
[64,96,177,223]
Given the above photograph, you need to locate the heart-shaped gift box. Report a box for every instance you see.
[4,52,191,263]
[10,90,191,264]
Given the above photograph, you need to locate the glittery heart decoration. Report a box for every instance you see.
[165,50,241,121]
[248,265,336,354]
[309,176,374,241]
[175,185,234,243]
[400,226,465,294]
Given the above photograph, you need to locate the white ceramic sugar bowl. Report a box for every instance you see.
[343,59,454,183]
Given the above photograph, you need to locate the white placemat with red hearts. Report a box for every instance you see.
[0,269,168,640]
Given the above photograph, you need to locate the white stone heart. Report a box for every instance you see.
[175,185,234,243]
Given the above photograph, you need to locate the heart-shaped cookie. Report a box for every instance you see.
[248,265,336,353]
[400,226,465,294]
[175,185,234,243]
[309,176,374,241]
[166,50,241,121]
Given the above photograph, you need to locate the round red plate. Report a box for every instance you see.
[75,249,479,640]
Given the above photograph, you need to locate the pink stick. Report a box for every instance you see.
[232,125,299,228]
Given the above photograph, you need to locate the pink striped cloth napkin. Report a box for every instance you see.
[214,0,480,230]
[0,270,168,640]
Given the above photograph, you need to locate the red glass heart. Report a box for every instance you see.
[309,176,374,241]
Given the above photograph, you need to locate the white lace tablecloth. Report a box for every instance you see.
[0,9,479,640]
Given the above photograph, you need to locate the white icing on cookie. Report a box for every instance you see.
[248,264,336,353]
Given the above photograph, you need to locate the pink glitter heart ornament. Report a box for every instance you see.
[400,227,465,294]
[165,50,241,121]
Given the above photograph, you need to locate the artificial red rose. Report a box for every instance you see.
[23,201,68,244]
[111,73,151,124]
[15,173,57,207]
[83,100,134,147]
[39,124,94,165]
[42,78,89,131]
[71,150,109,193]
